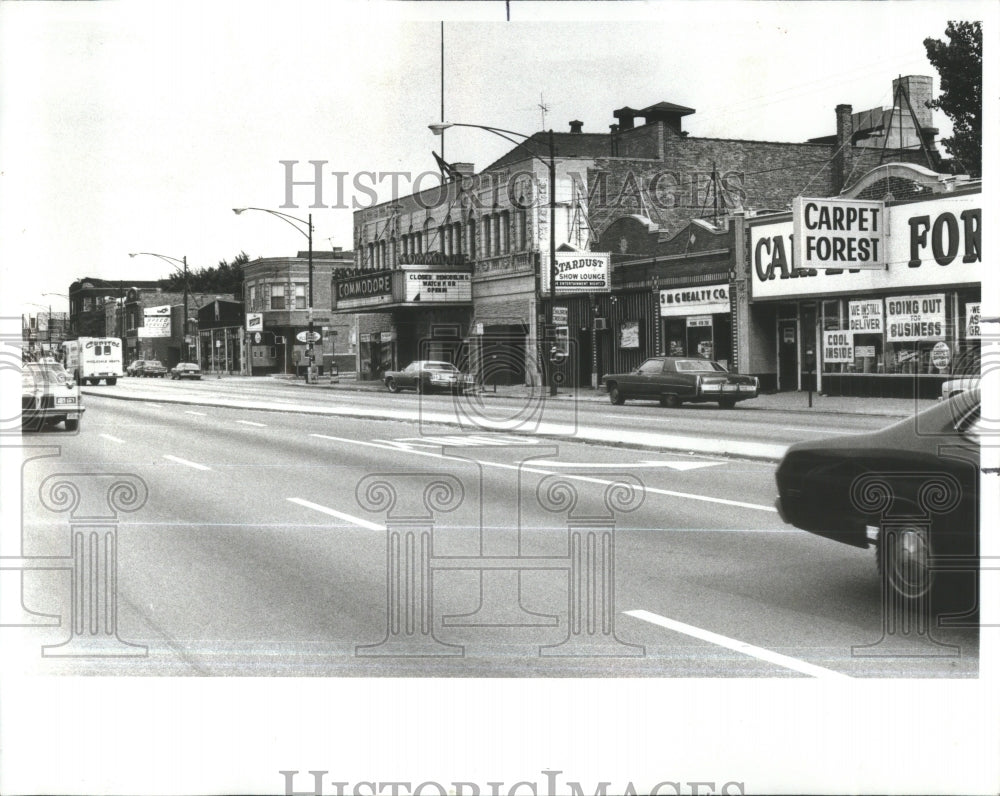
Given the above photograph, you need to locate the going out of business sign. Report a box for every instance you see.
[792,197,885,270]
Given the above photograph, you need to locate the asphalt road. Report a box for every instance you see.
[6,381,978,678]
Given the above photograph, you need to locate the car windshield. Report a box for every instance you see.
[674,360,726,373]
[147,361,163,367]
[424,363,458,372]
[23,363,70,386]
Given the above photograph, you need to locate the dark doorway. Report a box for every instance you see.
[778,320,797,391]
[480,325,527,386]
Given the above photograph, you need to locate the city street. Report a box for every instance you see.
[7,381,978,678]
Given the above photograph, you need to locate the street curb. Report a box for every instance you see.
[271,379,915,419]
[81,388,791,462]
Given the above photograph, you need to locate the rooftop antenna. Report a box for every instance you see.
[538,93,550,130]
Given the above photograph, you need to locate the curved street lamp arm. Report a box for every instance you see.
[233,207,312,239]
[431,122,553,169]
[129,252,187,277]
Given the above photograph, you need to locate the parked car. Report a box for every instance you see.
[775,389,980,607]
[939,375,979,401]
[21,360,85,432]
[384,361,475,394]
[125,360,145,377]
[171,362,202,380]
[601,357,759,408]
[137,359,167,378]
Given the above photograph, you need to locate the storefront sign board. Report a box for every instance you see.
[751,194,981,300]
[660,284,730,317]
[793,197,885,270]
[542,253,611,293]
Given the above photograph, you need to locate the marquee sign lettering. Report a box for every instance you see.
[334,272,393,309]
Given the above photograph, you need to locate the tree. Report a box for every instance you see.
[161,251,248,297]
[924,21,982,177]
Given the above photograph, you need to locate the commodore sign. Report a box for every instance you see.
[793,197,885,270]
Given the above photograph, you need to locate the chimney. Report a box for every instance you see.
[451,162,475,177]
[834,103,854,193]
[569,120,583,134]
[613,106,639,130]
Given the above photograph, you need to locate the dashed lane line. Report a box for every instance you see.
[310,434,777,514]
[236,420,267,427]
[287,497,386,530]
[162,454,211,471]
[624,609,850,679]
[99,433,124,443]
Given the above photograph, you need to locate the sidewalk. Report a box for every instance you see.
[255,372,932,419]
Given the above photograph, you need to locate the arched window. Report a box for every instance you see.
[516,209,527,251]
[453,223,462,260]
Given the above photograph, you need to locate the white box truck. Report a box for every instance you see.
[62,337,124,385]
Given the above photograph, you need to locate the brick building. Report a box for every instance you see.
[242,249,354,375]
[346,75,941,386]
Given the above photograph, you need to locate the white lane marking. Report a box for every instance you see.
[236,420,267,427]
[162,454,211,471]
[776,425,862,434]
[100,433,124,443]
[624,609,850,680]
[531,459,723,471]
[311,434,776,513]
[287,497,385,531]
[145,403,163,408]
[184,410,207,416]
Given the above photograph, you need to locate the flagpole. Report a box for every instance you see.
[440,21,445,180]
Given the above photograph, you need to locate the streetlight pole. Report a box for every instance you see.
[233,207,314,383]
[429,121,559,396]
[129,252,191,364]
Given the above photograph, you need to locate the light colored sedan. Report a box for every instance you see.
[171,362,202,380]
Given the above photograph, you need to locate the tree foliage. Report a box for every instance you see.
[161,251,248,297]
[924,21,982,177]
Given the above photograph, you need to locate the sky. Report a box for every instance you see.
[2,0,994,319]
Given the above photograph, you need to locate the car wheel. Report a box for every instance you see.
[107,377,117,386]
[386,378,399,393]
[662,394,681,408]
[609,386,625,405]
[718,398,736,409]
[64,418,79,432]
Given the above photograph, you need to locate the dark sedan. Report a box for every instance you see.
[601,356,758,408]
[775,390,981,607]
[384,360,475,394]
[171,362,202,380]
[134,359,167,378]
